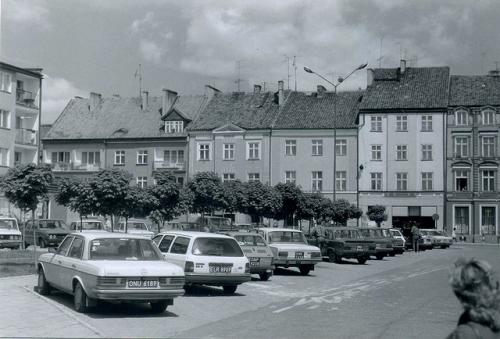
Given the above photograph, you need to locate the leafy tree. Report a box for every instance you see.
[296,193,325,233]
[149,172,184,232]
[243,181,282,224]
[187,172,225,218]
[56,178,97,230]
[221,180,247,216]
[116,186,156,232]
[274,182,303,226]
[367,205,387,227]
[0,164,53,253]
[330,199,361,225]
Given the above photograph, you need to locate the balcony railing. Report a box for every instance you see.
[15,128,37,146]
[50,162,103,172]
[16,89,38,108]
[153,161,185,170]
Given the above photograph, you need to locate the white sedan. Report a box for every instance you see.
[37,232,185,313]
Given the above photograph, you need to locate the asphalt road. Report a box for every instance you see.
[1,244,498,338]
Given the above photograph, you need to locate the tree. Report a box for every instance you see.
[243,181,282,224]
[149,172,184,233]
[0,164,53,257]
[56,178,97,231]
[117,186,156,232]
[367,205,387,227]
[187,172,226,218]
[221,180,247,217]
[274,182,303,227]
[330,199,362,225]
[296,193,325,233]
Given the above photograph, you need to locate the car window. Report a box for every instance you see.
[159,235,174,252]
[170,236,190,254]
[68,237,84,259]
[57,236,74,256]
[89,238,161,260]
[192,237,244,257]
[128,222,148,231]
[152,235,162,246]
[234,235,266,246]
[268,231,306,244]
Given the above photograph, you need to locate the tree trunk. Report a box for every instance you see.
[80,214,83,232]
[125,216,128,233]
[110,215,114,232]
[32,209,37,268]
[22,209,26,250]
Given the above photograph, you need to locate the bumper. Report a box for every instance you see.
[339,249,369,259]
[185,273,251,286]
[249,265,274,274]
[368,248,392,256]
[0,240,21,248]
[273,258,321,266]
[91,288,185,301]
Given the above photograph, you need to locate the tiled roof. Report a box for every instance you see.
[360,67,450,111]
[187,92,282,131]
[44,95,209,140]
[273,91,363,129]
[449,75,500,106]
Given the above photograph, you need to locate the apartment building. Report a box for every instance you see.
[0,61,43,213]
[446,71,500,240]
[358,61,449,230]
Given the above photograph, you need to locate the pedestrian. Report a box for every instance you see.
[411,223,420,252]
[452,227,457,242]
[446,258,500,339]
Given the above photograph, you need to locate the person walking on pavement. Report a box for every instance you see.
[411,223,420,253]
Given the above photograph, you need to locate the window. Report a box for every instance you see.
[223,143,234,160]
[370,172,382,191]
[396,145,407,161]
[222,173,235,182]
[114,150,125,165]
[312,139,323,156]
[68,237,84,259]
[482,170,495,192]
[371,145,382,161]
[422,144,433,161]
[454,137,469,157]
[396,115,408,131]
[247,142,260,160]
[455,110,468,126]
[455,206,470,234]
[82,151,100,165]
[481,207,496,235]
[57,236,74,256]
[482,110,495,125]
[0,72,12,92]
[165,121,184,133]
[455,170,469,191]
[170,237,190,254]
[482,136,495,157]
[285,171,296,184]
[51,151,70,163]
[198,143,211,161]
[335,171,347,191]
[371,116,382,132]
[0,110,10,128]
[158,235,175,252]
[421,115,433,131]
[285,140,296,156]
[335,139,347,156]
[311,171,323,192]
[136,150,148,165]
[0,148,8,166]
[396,172,408,191]
[164,150,184,164]
[137,176,148,188]
[14,152,21,165]
[248,173,260,182]
[421,172,433,191]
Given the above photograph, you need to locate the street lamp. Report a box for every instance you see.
[304,63,368,202]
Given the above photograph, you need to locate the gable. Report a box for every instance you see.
[163,109,188,122]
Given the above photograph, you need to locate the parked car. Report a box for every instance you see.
[69,219,105,232]
[358,227,394,260]
[420,229,453,249]
[116,220,154,239]
[388,228,406,250]
[0,216,22,249]
[257,228,322,275]
[197,216,233,232]
[37,232,185,313]
[152,231,250,294]
[23,219,69,248]
[309,226,372,264]
[225,232,274,281]
[382,228,405,255]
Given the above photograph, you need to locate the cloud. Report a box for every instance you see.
[42,77,86,124]
[139,40,165,64]
[3,0,51,30]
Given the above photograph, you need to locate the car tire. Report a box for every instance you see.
[389,252,396,257]
[259,272,272,281]
[375,253,384,260]
[328,250,340,264]
[74,282,89,313]
[357,257,367,264]
[37,268,51,295]
[150,301,168,313]
[39,238,46,249]
[299,265,311,275]
[223,285,237,294]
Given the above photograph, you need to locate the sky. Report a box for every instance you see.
[2,0,500,123]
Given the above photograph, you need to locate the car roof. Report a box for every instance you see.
[68,232,150,241]
[226,232,263,237]
[158,231,233,239]
[71,219,102,222]
[258,228,303,232]
[318,226,360,230]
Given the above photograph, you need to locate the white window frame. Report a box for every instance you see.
[311,171,323,192]
[396,115,408,132]
[454,137,469,157]
[82,151,101,165]
[370,172,382,191]
[223,143,235,160]
[197,142,211,161]
[246,141,261,160]
[248,173,260,182]
[396,145,407,161]
[479,205,497,236]
[455,170,469,191]
[421,115,433,132]
[285,140,296,156]
[481,136,495,157]
[114,150,125,165]
[371,145,382,161]
[312,139,323,156]
[0,72,12,93]
[335,139,347,156]
[396,172,408,191]
[481,109,495,125]
[136,150,148,165]
[453,204,471,235]
[285,171,296,184]
[371,116,382,132]
[422,144,433,161]
[455,110,468,126]
[421,172,433,191]
[222,173,235,182]
[335,171,347,191]
[163,149,185,164]
[0,148,9,166]
[136,176,148,188]
[165,121,184,133]
[0,110,10,129]
[481,170,495,192]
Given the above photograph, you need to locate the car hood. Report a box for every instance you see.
[269,243,320,252]
[0,229,21,236]
[88,260,185,277]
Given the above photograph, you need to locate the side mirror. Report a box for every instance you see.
[48,247,57,253]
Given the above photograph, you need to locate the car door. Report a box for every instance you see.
[60,236,85,291]
[46,235,74,288]
[164,236,190,269]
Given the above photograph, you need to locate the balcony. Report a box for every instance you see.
[16,89,38,109]
[50,162,103,172]
[15,128,37,146]
[153,161,185,171]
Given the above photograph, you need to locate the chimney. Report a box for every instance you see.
[278,80,284,107]
[90,92,102,111]
[400,59,406,75]
[367,68,374,86]
[141,91,149,110]
[317,85,327,98]
[162,88,178,115]
[254,84,262,94]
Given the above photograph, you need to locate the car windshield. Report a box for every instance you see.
[268,231,307,244]
[0,220,17,230]
[127,222,149,231]
[192,237,244,257]
[234,235,266,246]
[360,229,383,238]
[39,220,65,229]
[78,221,102,230]
[390,230,402,237]
[89,238,161,260]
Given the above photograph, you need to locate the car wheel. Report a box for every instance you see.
[299,265,311,275]
[37,268,51,295]
[259,272,272,281]
[74,282,89,313]
[150,301,168,313]
[357,257,367,264]
[389,252,396,257]
[38,238,46,249]
[328,250,340,263]
[375,253,384,260]
[223,285,237,294]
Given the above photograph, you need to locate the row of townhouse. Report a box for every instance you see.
[39,60,500,238]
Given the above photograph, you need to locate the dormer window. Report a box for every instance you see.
[481,109,495,125]
[455,110,468,126]
[165,121,183,133]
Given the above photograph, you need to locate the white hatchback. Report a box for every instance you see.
[153,231,251,294]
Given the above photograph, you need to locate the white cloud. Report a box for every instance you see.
[42,77,86,124]
[139,40,165,64]
[130,12,173,65]
[3,0,51,30]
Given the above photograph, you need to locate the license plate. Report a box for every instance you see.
[209,265,232,273]
[250,258,260,267]
[127,279,159,288]
[295,252,304,259]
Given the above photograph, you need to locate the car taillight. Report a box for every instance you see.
[278,251,288,257]
[185,261,194,273]
[245,263,250,273]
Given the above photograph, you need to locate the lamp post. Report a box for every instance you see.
[304,63,367,202]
